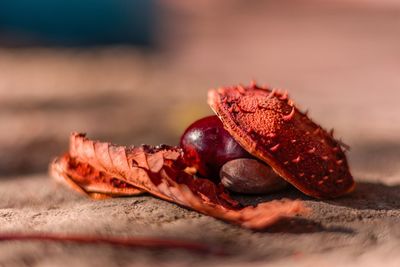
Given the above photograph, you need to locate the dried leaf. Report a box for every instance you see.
[50,133,308,230]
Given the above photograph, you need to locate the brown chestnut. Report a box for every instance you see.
[220,158,287,194]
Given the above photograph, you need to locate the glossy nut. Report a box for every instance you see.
[179,115,251,179]
[220,158,287,194]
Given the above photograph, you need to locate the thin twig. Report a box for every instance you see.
[0,233,226,256]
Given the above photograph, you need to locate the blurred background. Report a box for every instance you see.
[0,0,399,182]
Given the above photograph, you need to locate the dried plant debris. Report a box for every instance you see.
[50,133,307,230]
[208,83,355,198]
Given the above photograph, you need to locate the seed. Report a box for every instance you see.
[220,158,287,194]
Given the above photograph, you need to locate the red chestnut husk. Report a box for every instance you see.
[207,83,355,199]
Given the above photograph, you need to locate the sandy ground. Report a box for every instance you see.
[0,1,400,266]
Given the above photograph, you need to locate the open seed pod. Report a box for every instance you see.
[208,83,355,199]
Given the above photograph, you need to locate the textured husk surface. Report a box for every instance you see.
[208,84,355,198]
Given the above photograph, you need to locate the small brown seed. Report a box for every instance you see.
[220,158,287,194]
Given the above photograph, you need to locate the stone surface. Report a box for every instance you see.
[1,174,400,267]
[0,1,400,266]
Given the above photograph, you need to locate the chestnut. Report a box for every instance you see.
[180,115,286,194]
[179,115,252,180]
[220,158,287,194]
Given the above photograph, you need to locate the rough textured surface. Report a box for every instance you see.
[1,175,400,266]
[1,1,400,266]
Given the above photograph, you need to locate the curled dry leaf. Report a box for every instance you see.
[50,133,307,230]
